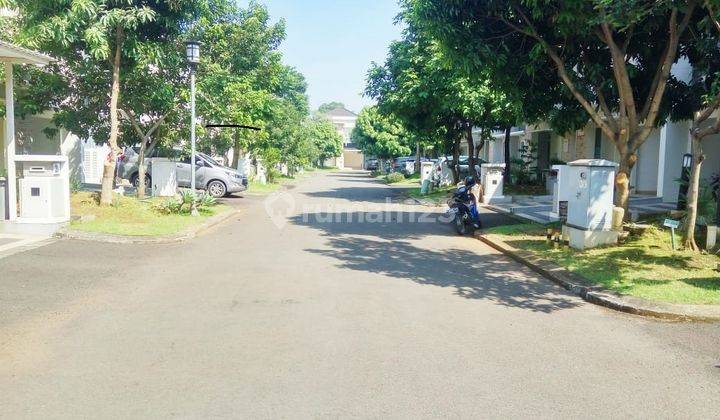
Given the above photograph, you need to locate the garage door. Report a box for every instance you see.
[343,150,364,169]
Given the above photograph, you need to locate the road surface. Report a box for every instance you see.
[1,171,718,418]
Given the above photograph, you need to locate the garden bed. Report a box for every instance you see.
[69,192,229,237]
[483,223,720,305]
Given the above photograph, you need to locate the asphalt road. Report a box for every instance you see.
[1,171,718,419]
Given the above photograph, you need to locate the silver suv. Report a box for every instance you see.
[118,147,248,198]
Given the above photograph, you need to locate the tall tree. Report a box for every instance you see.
[317,102,346,114]
[351,106,411,170]
[411,0,701,212]
[367,27,516,183]
[19,0,197,204]
[668,3,720,250]
[306,116,343,166]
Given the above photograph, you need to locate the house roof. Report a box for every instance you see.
[323,106,357,118]
[0,39,53,65]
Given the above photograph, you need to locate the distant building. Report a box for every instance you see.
[321,106,364,170]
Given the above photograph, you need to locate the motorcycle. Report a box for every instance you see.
[447,177,482,235]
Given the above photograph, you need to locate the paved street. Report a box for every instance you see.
[1,171,719,418]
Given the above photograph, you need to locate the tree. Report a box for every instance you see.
[411,0,702,213]
[668,3,720,250]
[351,106,411,169]
[366,24,517,183]
[317,102,346,114]
[306,116,343,166]
[195,2,311,173]
[19,0,197,205]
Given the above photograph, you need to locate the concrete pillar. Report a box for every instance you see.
[4,63,16,221]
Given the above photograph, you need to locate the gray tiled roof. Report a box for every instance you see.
[323,107,357,117]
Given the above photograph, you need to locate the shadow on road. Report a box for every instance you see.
[290,211,580,313]
[303,187,399,203]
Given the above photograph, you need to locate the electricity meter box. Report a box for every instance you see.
[420,161,434,184]
[480,163,511,204]
[565,159,619,250]
[16,155,70,223]
[549,165,571,221]
[151,158,178,197]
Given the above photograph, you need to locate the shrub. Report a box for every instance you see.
[153,191,217,215]
[70,176,83,193]
[267,167,282,184]
[385,172,405,184]
[196,192,217,209]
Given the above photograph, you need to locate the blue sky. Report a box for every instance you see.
[240,0,403,113]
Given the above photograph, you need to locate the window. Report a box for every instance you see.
[594,127,602,159]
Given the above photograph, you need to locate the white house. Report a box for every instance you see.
[321,106,363,170]
[0,40,72,224]
[477,58,720,204]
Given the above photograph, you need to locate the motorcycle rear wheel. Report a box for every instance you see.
[454,213,468,235]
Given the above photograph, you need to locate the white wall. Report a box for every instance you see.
[635,130,660,194]
[659,120,690,202]
[700,132,720,180]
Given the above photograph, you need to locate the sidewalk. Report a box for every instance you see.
[488,195,677,224]
[0,222,62,259]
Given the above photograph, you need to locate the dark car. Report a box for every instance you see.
[366,158,379,171]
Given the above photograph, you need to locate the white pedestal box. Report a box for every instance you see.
[420,161,434,184]
[15,155,70,223]
[549,165,571,221]
[0,178,6,220]
[151,159,178,197]
[564,159,619,250]
[480,163,511,204]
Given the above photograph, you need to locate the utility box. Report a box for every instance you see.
[549,165,571,221]
[16,155,70,223]
[151,159,178,197]
[480,163,511,204]
[420,161,434,184]
[565,159,619,250]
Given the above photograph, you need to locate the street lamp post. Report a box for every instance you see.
[185,40,201,216]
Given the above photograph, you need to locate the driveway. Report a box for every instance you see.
[1,170,718,418]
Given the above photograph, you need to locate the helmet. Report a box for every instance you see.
[464,176,475,186]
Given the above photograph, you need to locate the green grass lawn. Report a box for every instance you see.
[69,192,229,237]
[484,223,720,305]
[395,173,421,185]
[247,180,282,194]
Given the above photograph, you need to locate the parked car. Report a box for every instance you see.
[366,158,379,171]
[432,156,487,186]
[391,156,432,175]
[117,147,248,198]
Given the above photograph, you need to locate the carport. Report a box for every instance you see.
[0,40,53,221]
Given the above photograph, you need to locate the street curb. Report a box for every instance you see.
[483,204,550,225]
[476,232,720,322]
[54,208,240,244]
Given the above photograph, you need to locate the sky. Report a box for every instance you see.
[239,0,403,114]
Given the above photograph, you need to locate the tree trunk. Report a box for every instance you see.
[137,139,147,199]
[100,26,124,206]
[504,125,511,184]
[415,142,421,173]
[231,131,242,170]
[615,153,637,215]
[683,135,705,251]
[465,123,478,182]
[451,135,461,185]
